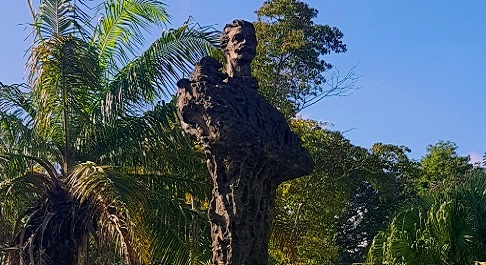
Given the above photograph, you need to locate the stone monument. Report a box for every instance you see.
[177,19,314,265]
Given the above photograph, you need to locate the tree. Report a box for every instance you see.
[418,140,472,194]
[335,181,384,264]
[367,170,486,265]
[268,119,421,264]
[334,144,420,264]
[269,119,366,264]
[363,141,480,265]
[252,0,358,117]
[0,0,218,264]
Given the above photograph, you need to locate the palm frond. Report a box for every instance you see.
[0,112,32,154]
[67,162,149,264]
[66,161,210,264]
[366,231,387,265]
[7,180,82,264]
[0,83,38,158]
[88,103,207,181]
[0,171,53,224]
[0,83,35,122]
[148,222,210,265]
[93,0,169,71]
[33,0,91,41]
[142,182,211,265]
[27,36,102,167]
[68,162,144,206]
[0,155,60,264]
[102,23,219,119]
[0,154,59,181]
[367,189,482,265]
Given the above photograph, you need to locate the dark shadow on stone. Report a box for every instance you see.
[177,20,313,265]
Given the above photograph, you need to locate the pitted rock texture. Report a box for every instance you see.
[177,56,313,265]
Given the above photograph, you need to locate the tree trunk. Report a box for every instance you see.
[177,57,313,265]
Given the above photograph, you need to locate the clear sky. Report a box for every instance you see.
[1,1,485,161]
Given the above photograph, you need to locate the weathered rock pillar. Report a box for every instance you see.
[177,20,313,265]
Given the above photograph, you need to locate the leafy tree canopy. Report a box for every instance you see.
[335,143,420,264]
[252,0,356,117]
[269,119,419,264]
[418,140,472,194]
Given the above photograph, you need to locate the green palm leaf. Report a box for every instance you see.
[367,176,486,265]
[33,0,91,41]
[102,23,219,120]
[27,36,102,154]
[93,0,169,71]
[67,162,149,264]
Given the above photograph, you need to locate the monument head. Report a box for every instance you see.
[221,20,257,77]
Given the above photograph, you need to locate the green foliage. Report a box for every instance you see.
[418,140,472,194]
[93,0,169,70]
[334,144,420,264]
[269,119,366,264]
[0,0,218,264]
[367,170,486,265]
[252,0,356,117]
[269,119,419,264]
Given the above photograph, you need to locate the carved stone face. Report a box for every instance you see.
[225,25,257,63]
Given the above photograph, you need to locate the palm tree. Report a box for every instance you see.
[0,0,218,264]
[366,170,486,265]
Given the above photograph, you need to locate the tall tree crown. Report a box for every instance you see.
[252,0,351,116]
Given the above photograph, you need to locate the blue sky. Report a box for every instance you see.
[1,1,485,161]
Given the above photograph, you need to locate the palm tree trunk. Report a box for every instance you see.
[61,42,72,175]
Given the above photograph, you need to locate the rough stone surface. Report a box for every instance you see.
[177,20,313,265]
